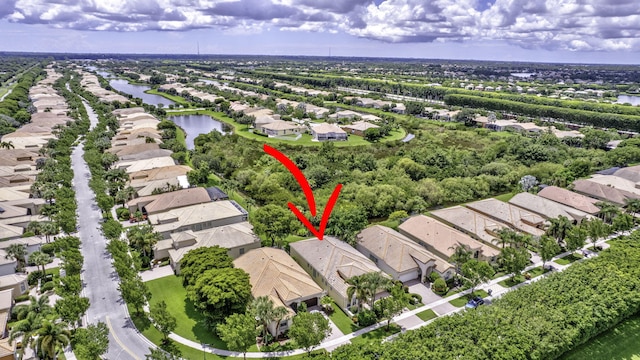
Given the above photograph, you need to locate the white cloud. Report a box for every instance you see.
[1,0,640,52]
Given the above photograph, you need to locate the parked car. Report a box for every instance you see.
[465,296,485,309]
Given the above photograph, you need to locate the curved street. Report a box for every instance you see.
[71,100,153,360]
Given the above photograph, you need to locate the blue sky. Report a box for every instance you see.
[1,0,639,64]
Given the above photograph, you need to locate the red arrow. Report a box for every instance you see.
[264,144,342,240]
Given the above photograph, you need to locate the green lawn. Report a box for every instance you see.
[327,301,358,334]
[350,324,401,345]
[145,88,191,106]
[561,315,640,360]
[145,275,228,349]
[526,266,547,278]
[495,192,517,202]
[555,254,583,265]
[415,309,437,322]
[498,275,526,288]
[448,290,490,307]
[165,109,406,147]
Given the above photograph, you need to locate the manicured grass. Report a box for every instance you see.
[526,266,547,278]
[498,275,526,288]
[448,290,490,307]
[127,304,225,360]
[495,192,517,202]
[165,109,405,147]
[327,301,358,334]
[282,235,307,248]
[492,271,506,279]
[145,275,228,349]
[350,324,401,345]
[145,88,191,106]
[555,254,583,265]
[415,309,437,322]
[561,315,640,360]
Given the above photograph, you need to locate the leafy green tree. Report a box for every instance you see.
[538,236,561,267]
[565,225,588,252]
[499,247,530,281]
[586,218,609,250]
[364,127,383,142]
[461,260,495,294]
[119,275,151,315]
[54,296,90,328]
[624,198,640,215]
[216,312,257,360]
[289,311,331,355]
[376,296,405,331]
[150,301,177,343]
[145,348,179,360]
[74,322,109,360]
[187,267,251,324]
[179,246,233,287]
[325,204,368,245]
[251,204,299,247]
[612,213,635,232]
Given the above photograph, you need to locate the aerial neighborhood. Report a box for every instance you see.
[0,53,639,360]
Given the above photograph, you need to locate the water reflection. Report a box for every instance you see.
[169,114,226,150]
[109,79,175,107]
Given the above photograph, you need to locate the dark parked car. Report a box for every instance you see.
[465,296,485,309]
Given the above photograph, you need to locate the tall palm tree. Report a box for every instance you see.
[364,272,392,308]
[41,221,59,243]
[15,295,52,320]
[496,228,516,248]
[624,198,640,216]
[596,201,621,224]
[10,312,41,360]
[34,320,71,360]
[29,251,51,275]
[545,215,574,244]
[251,296,276,341]
[127,225,161,258]
[272,305,290,340]
[5,243,28,272]
[345,274,369,311]
[448,244,472,282]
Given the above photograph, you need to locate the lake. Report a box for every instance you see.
[169,114,226,150]
[108,79,175,107]
[617,95,640,106]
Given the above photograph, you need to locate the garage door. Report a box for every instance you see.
[303,297,318,307]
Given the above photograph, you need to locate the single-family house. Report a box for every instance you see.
[0,273,28,297]
[256,120,305,137]
[611,165,640,183]
[329,110,361,120]
[157,222,261,271]
[390,103,406,114]
[311,123,347,141]
[429,206,510,248]
[508,192,591,224]
[128,165,192,186]
[587,175,640,197]
[117,156,177,174]
[341,121,379,136]
[465,198,546,236]
[398,215,500,264]
[0,288,14,360]
[571,179,640,206]
[126,187,212,216]
[148,200,248,239]
[0,236,43,255]
[356,225,455,282]
[234,248,325,337]
[537,186,601,215]
[290,237,385,312]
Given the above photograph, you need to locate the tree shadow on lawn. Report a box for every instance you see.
[184,298,228,349]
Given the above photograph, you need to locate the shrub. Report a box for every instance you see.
[357,309,377,327]
[40,281,55,293]
[429,271,441,283]
[40,243,56,256]
[14,294,30,303]
[432,278,448,295]
[28,270,44,286]
[410,293,423,305]
[116,208,130,221]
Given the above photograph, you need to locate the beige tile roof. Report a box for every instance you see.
[0,273,27,288]
[312,123,347,135]
[129,187,211,215]
[0,223,24,240]
[613,165,640,183]
[149,200,245,235]
[398,215,500,258]
[0,289,12,312]
[571,179,640,205]
[234,247,323,309]
[588,175,640,196]
[289,237,382,299]
[108,143,160,155]
[537,186,601,214]
[465,198,546,236]
[341,121,379,132]
[429,206,510,246]
[117,156,177,174]
[132,178,183,197]
[167,222,259,263]
[0,188,30,202]
[508,192,591,222]
[357,225,454,274]
[260,120,304,131]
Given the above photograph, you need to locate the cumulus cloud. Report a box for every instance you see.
[1,0,640,51]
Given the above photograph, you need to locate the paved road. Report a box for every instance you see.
[72,100,153,360]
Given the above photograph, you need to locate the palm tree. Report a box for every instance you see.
[116,186,137,207]
[34,320,71,360]
[545,216,574,244]
[41,221,59,243]
[448,244,472,283]
[127,225,161,258]
[345,274,369,311]
[5,243,28,272]
[320,295,333,313]
[27,221,44,236]
[496,228,517,248]
[29,251,51,275]
[15,295,52,320]
[364,272,392,308]
[251,296,276,341]
[10,312,41,360]
[0,140,14,149]
[624,198,640,215]
[272,305,290,340]
[596,201,621,224]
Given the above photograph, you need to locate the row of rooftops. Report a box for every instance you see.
[79,71,129,103]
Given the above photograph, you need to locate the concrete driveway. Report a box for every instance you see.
[405,279,442,305]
